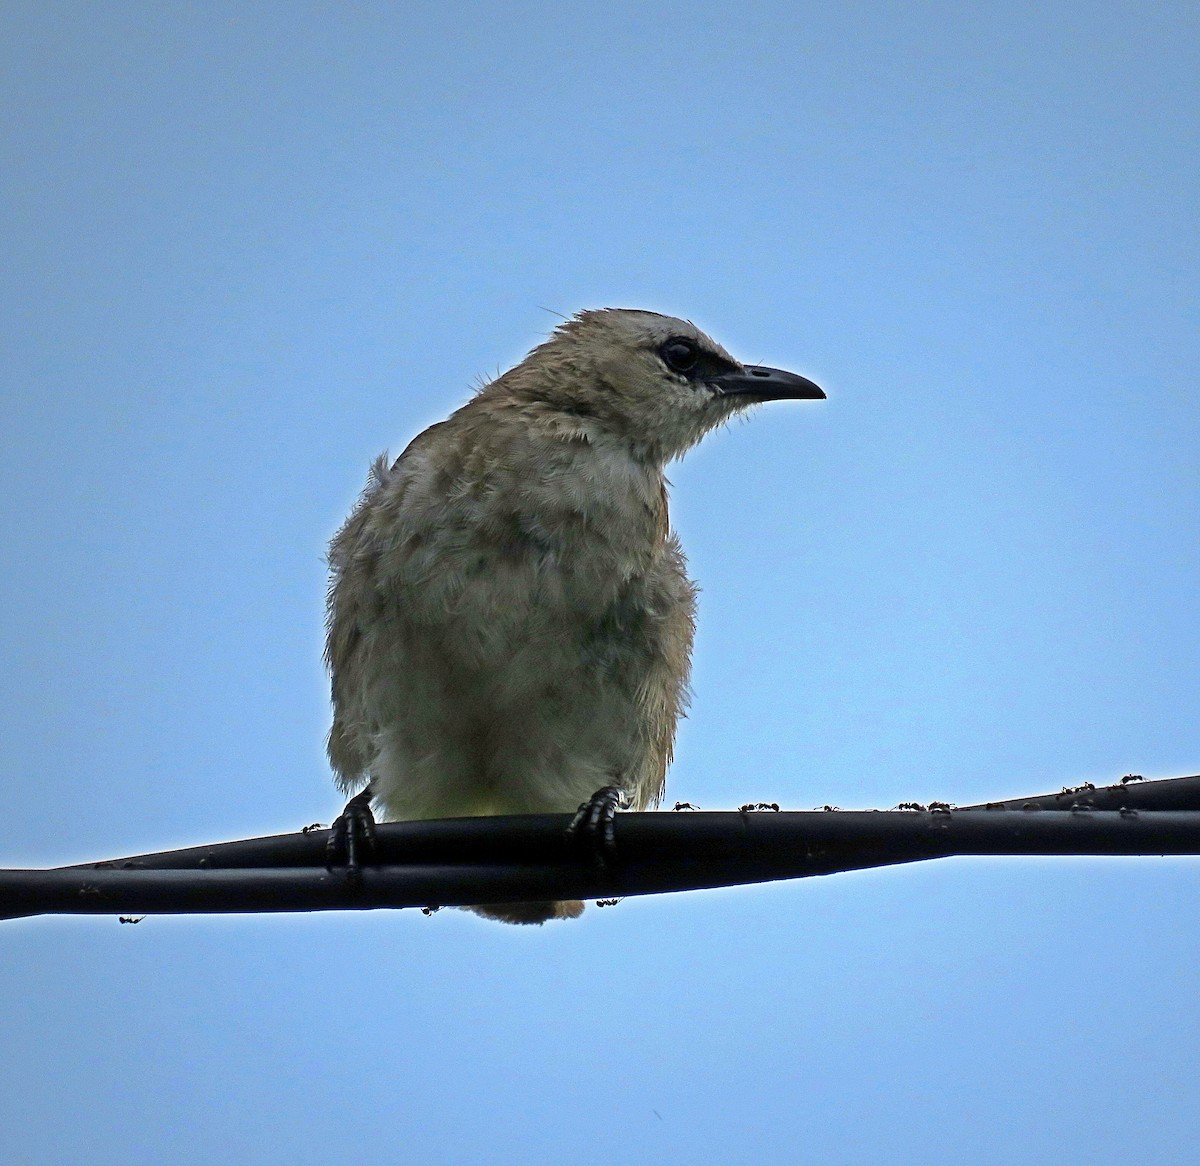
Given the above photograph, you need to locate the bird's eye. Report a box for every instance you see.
[661,339,700,374]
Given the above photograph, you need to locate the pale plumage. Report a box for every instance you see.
[325,309,823,922]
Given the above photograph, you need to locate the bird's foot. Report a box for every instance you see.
[326,786,377,887]
[566,784,631,867]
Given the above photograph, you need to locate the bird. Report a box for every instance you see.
[324,308,824,923]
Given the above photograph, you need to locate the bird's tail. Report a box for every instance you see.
[467,899,586,925]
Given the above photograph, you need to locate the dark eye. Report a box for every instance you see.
[661,338,700,374]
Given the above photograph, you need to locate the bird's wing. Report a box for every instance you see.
[325,417,455,784]
[325,419,461,788]
[324,451,395,789]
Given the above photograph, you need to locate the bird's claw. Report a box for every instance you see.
[566,784,630,867]
[326,787,377,887]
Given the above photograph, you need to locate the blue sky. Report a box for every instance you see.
[1,3,1197,1162]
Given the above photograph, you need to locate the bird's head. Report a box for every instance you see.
[494,308,825,464]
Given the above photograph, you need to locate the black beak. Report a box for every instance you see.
[709,365,825,402]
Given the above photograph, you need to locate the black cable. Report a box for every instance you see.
[1,773,1198,919]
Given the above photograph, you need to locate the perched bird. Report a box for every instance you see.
[325,308,824,923]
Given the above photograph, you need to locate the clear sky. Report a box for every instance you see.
[1,3,1197,1162]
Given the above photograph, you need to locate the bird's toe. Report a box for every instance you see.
[326,787,377,887]
[565,784,630,867]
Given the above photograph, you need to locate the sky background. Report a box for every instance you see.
[1,2,1198,1162]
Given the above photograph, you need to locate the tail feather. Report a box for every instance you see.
[467,899,586,925]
